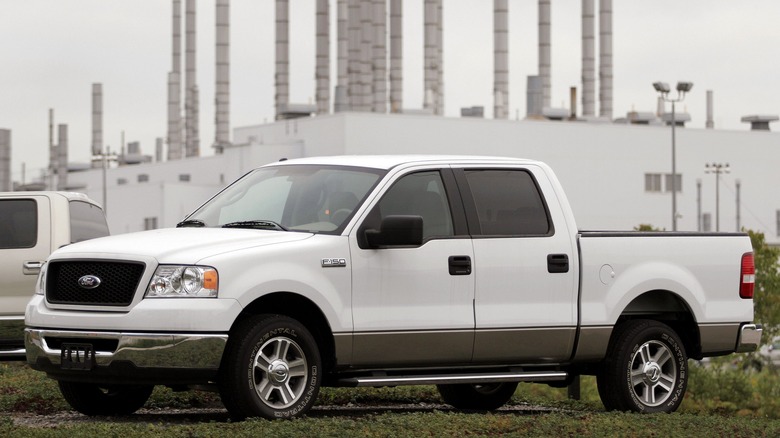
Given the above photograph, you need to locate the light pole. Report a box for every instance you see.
[705,162,729,232]
[653,81,693,231]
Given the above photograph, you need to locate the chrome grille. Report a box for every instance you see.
[46,261,146,306]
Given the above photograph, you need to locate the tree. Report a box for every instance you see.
[747,229,780,343]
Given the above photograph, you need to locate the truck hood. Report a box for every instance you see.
[51,228,314,264]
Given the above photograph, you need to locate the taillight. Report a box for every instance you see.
[740,252,755,299]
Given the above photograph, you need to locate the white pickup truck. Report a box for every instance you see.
[25,156,761,419]
[0,192,109,360]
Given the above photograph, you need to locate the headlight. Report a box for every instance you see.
[35,262,48,296]
[145,265,218,298]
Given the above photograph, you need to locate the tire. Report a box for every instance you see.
[437,382,518,411]
[58,381,153,416]
[218,314,321,420]
[597,319,688,413]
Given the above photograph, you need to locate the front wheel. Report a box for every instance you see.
[218,314,322,420]
[597,319,688,413]
[437,382,518,411]
[58,381,153,416]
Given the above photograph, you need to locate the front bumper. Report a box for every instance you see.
[735,323,762,353]
[25,328,228,384]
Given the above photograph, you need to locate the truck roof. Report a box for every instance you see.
[0,191,99,205]
[267,155,540,170]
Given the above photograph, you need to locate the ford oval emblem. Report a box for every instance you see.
[78,275,101,289]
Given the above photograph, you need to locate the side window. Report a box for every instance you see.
[69,201,110,243]
[464,169,551,236]
[0,199,37,248]
[367,171,454,240]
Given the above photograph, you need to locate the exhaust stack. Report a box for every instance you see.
[316,0,330,114]
[215,0,230,152]
[599,0,613,119]
[538,0,551,109]
[581,0,595,116]
[494,0,509,119]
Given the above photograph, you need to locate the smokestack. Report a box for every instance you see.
[706,90,714,129]
[581,0,595,116]
[372,0,387,113]
[275,0,290,119]
[57,124,68,190]
[599,0,613,119]
[538,0,551,109]
[494,0,509,119]
[185,0,200,156]
[389,0,402,113]
[316,0,330,114]
[0,129,10,191]
[360,1,372,111]
[347,0,361,110]
[335,0,348,112]
[91,83,103,157]
[570,87,577,119]
[423,0,438,113]
[48,109,56,189]
[167,0,183,160]
[155,137,164,163]
[215,0,230,153]
[436,0,443,115]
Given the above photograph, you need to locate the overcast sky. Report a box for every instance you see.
[2,0,779,183]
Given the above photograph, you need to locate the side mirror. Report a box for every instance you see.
[364,215,423,248]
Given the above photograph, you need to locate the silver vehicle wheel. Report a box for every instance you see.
[252,337,308,409]
[597,319,687,413]
[219,314,321,420]
[628,340,677,407]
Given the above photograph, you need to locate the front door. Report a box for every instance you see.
[349,169,475,366]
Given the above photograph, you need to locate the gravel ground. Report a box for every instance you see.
[7,403,562,428]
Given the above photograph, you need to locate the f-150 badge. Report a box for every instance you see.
[321,258,347,267]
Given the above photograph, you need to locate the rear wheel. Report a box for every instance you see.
[437,382,518,410]
[218,314,321,420]
[58,381,153,416]
[597,319,687,413]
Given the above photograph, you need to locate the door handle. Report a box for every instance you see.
[547,254,569,273]
[448,255,472,275]
[23,261,44,275]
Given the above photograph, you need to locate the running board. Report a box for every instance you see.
[339,371,568,387]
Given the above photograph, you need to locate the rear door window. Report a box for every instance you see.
[463,169,552,236]
[0,199,37,248]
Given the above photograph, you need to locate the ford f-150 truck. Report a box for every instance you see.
[0,191,108,359]
[25,156,762,419]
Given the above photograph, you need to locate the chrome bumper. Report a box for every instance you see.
[25,328,228,370]
[735,323,762,353]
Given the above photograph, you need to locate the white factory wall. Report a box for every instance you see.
[68,113,780,242]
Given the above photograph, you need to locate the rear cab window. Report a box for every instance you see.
[69,201,109,243]
[0,199,37,248]
[460,169,553,237]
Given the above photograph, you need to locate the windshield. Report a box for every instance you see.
[183,164,385,234]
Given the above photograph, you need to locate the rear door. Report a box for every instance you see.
[0,196,51,343]
[349,167,475,366]
[455,165,579,363]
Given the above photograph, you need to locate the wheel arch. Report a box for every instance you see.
[231,292,337,374]
[613,289,701,359]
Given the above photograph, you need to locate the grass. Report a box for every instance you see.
[2,360,780,437]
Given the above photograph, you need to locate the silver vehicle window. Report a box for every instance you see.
[69,201,110,243]
[0,199,37,248]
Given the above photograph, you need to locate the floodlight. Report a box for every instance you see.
[653,82,670,93]
[676,82,693,93]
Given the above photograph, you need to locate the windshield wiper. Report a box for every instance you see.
[221,220,288,231]
[176,219,206,228]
